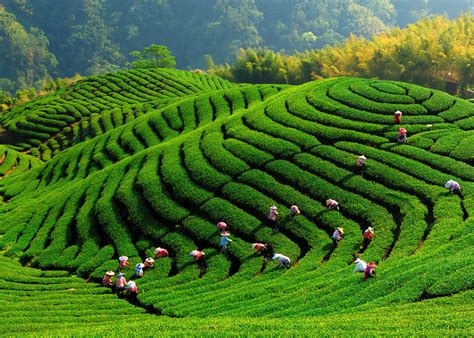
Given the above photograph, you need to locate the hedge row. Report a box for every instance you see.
[200,129,250,177]
[369,81,406,95]
[224,120,301,159]
[245,106,321,150]
[305,146,427,257]
[349,81,415,104]
[389,145,474,181]
[328,79,428,115]
[182,133,231,191]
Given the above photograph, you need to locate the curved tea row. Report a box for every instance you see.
[0,71,472,322]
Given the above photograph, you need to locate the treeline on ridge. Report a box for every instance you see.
[209,15,473,96]
[0,0,471,95]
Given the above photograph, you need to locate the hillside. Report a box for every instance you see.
[0,68,472,336]
[3,0,471,94]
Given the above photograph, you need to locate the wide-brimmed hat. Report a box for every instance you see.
[394,111,402,115]
[136,263,144,268]
[270,205,277,210]
[145,258,155,264]
[154,247,162,255]
[221,232,230,237]
[399,128,407,133]
[272,253,282,260]
[105,271,115,276]
[337,227,344,234]
[117,273,124,277]
[367,262,377,268]
[367,227,374,233]
[127,281,136,287]
[358,155,367,160]
[217,221,227,227]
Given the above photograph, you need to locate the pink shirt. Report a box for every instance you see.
[116,277,127,288]
[268,210,278,221]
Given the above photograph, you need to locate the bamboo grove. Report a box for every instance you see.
[211,15,473,94]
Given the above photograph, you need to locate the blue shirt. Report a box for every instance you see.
[220,236,231,246]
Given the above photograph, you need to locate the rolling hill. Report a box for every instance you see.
[0,68,472,336]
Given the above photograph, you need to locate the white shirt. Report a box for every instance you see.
[354,260,367,273]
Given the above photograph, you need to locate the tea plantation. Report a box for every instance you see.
[0,68,472,336]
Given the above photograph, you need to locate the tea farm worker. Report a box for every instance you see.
[326,199,339,210]
[363,227,375,247]
[118,256,129,270]
[444,180,461,193]
[289,205,301,217]
[154,247,169,258]
[116,273,127,293]
[397,128,407,143]
[363,262,377,280]
[272,253,291,269]
[189,250,205,262]
[127,281,138,295]
[144,257,155,270]
[356,155,366,168]
[353,258,367,273]
[268,205,278,224]
[252,243,268,252]
[135,263,145,278]
[102,271,115,287]
[219,232,233,254]
[217,221,228,232]
[332,227,344,244]
[394,111,403,124]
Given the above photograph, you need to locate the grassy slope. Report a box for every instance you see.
[0,69,472,336]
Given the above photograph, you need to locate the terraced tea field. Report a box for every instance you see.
[0,68,472,335]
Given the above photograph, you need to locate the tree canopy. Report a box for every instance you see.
[210,15,473,94]
[129,44,176,69]
[0,0,471,94]
[0,5,57,94]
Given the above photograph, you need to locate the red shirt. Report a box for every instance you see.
[156,249,169,258]
[193,251,204,260]
[363,231,374,240]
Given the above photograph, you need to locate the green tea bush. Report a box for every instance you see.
[0,71,472,335]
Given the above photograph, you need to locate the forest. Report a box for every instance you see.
[210,15,473,95]
[0,0,472,95]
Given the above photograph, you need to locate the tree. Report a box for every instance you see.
[0,6,57,94]
[129,44,176,69]
[210,14,473,95]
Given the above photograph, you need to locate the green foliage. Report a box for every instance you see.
[129,44,176,69]
[1,0,471,94]
[0,6,57,95]
[0,69,472,336]
[211,15,473,96]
